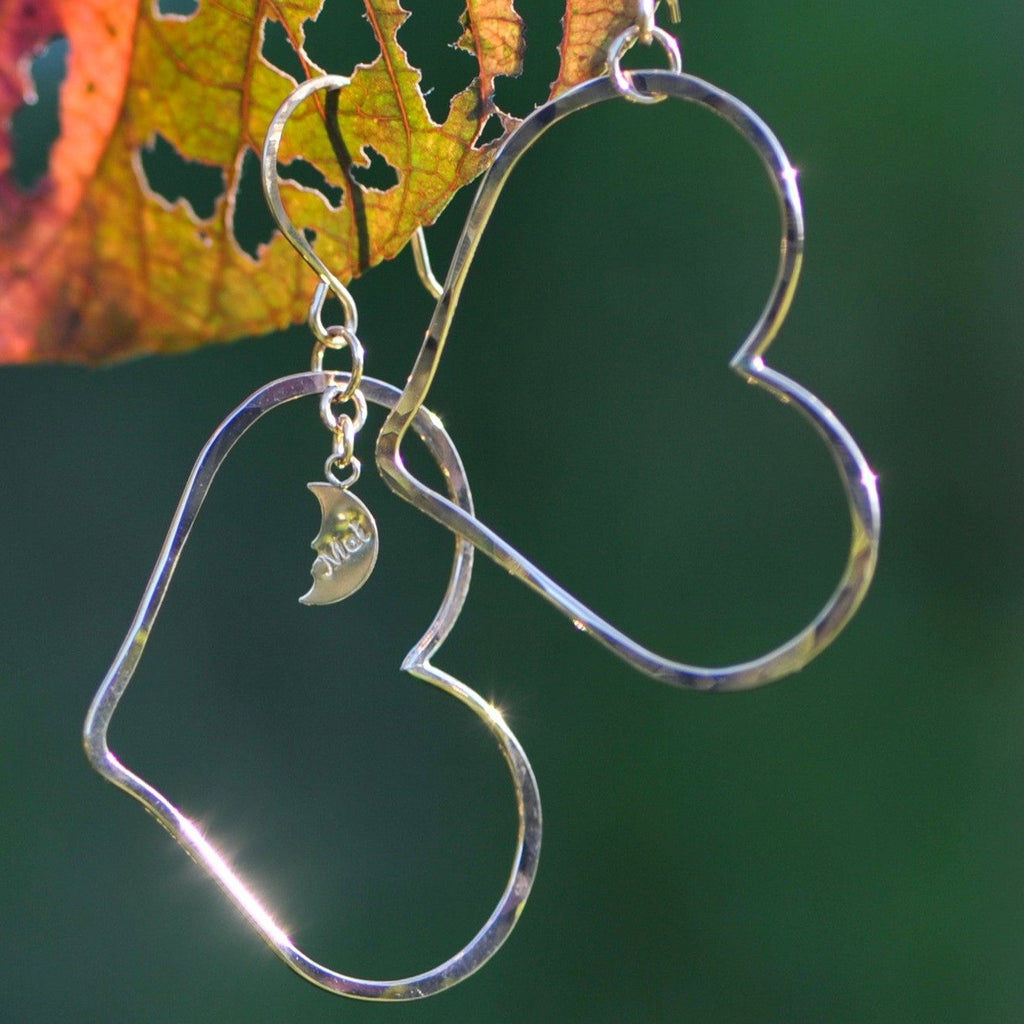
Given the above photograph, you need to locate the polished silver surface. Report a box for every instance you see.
[378,69,881,693]
[262,76,359,332]
[607,25,683,104]
[300,483,379,605]
[410,226,443,300]
[83,373,541,1000]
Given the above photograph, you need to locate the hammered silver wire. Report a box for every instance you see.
[83,374,542,1000]
[378,68,881,693]
[84,72,544,1001]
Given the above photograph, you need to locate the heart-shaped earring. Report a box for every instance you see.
[83,73,541,1001]
[378,8,881,692]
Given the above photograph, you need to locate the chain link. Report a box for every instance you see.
[324,452,362,488]
[310,326,365,394]
[320,387,368,436]
[607,24,683,104]
[307,274,367,488]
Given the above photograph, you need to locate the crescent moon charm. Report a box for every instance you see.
[299,483,379,605]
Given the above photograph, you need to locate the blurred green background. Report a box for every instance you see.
[3,1,1023,1021]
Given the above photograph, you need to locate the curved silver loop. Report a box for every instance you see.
[309,278,357,338]
[83,373,541,999]
[263,76,360,330]
[378,70,881,693]
[320,384,367,433]
[320,324,364,354]
[411,227,443,300]
[608,26,683,104]
[263,77,446,318]
[325,451,361,488]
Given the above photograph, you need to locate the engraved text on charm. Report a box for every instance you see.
[300,483,379,605]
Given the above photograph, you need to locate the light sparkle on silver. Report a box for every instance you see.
[83,373,541,1000]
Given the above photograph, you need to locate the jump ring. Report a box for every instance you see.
[348,388,368,432]
[311,329,364,395]
[320,387,368,433]
[607,25,683,105]
[325,453,362,488]
[321,325,364,355]
[311,344,362,379]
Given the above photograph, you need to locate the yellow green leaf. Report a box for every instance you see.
[0,0,641,362]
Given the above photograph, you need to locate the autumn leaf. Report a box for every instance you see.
[0,0,634,363]
[553,1,639,96]
[1,1,140,363]
[456,1,525,109]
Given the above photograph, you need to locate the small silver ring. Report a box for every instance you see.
[325,453,361,488]
[320,387,368,434]
[311,349,364,397]
[320,324,364,355]
[310,344,359,375]
[311,329,364,394]
[607,25,683,105]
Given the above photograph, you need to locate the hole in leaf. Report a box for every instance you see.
[303,3,377,76]
[9,36,68,192]
[278,157,343,207]
[400,0,476,124]
[231,148,277,260]
[261,18,306,82]
[138,133,226,221]
[154,0,199,19]
[476,113,506,145]
[350,147,398,192]
[490,0,562,116]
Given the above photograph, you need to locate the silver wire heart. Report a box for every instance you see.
[84,372,541,1000]
[378,70,881,693]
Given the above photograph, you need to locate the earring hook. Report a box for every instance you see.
[262,75,357,325]
[261,75,443,321]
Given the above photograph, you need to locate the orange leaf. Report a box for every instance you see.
[1,0,139,362]
[0,1,61,185]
